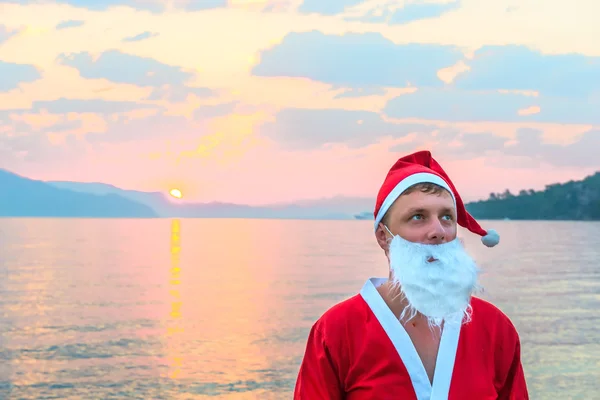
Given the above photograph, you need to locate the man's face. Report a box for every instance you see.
[376,189,480,327]
[376,189,457,250]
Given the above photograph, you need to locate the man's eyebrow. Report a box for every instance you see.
[403,207,455,215]
[404,207,426,215]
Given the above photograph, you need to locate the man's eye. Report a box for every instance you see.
[442,215,453,221]
[411,214,424,220]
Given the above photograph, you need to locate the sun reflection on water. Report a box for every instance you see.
[166,219,183,380]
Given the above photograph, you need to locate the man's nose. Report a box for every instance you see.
[426,219,446,243]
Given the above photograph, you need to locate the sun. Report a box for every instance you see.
[169,189,183,199]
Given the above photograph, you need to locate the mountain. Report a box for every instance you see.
[46,180,373,219]
[14,168,597,220]
[47,181,175,216]
[465,171,600,221]
[0,169,157,218]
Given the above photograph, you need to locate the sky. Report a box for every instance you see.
[0,0,599,205]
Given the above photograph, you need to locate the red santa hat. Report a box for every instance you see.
[373,150,499,248]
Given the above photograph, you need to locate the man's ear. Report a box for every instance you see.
[375,224,389,251]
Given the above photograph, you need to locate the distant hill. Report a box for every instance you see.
[9,168,597,220]
[47,182,374,219]
[0,169,157,218]
[47,181,176,216]
[465,171,600,221]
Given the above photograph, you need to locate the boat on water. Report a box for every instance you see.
[354,211,371,220]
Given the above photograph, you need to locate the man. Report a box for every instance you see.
[293,150,528,399]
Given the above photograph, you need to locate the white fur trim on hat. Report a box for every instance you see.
[374,172,455,231]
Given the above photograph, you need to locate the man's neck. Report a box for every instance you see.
[376,279,442,332]
[377,280,444,385]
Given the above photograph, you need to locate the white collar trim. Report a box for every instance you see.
[359,277,461,400]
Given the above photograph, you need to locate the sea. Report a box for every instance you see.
[0,218,598,399]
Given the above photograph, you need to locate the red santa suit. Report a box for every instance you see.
[294,150,528,399]
[294,278,529,399]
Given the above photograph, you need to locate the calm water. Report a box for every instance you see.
[0,218,598,399]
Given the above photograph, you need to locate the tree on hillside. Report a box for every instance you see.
[466,171,600,221]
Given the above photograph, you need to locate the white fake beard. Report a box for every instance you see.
[388,235,482,329]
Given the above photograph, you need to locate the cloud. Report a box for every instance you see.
[147,85,215,103]
[455,45,600,98]
[85,113,193,143]
[56,20,85,30]
[517,105,540,116]
[30,98,162,114]
[2,0,165,12]
[385,89,532,121]
[383,88,600,124]
[298,0,365,15]
[1,108,201,150]
[252,31,463,87]
[262,1,293,13]
[259,108,436,150]
[43,119,84,133]
[58,50,194,87]
[439,130,508,158]
[334,86,387,98]
[390,125,600,169]
[389,127,507,155]
[0,110,11,124]
[0,114,88,166]
[185,0,229,11]
[7,102,243,145]
[0,61,41,92]
[345,8,391,23]
[345,1,460,24]
[122,31,159,42]
[503,128,600,168]
[193,102,239,120]
[389,1,460,24]
[0,24,18,44]
[1,102,232,151]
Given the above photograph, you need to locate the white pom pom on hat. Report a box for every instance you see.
[481,229,500,247]
[373,150,500,248]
